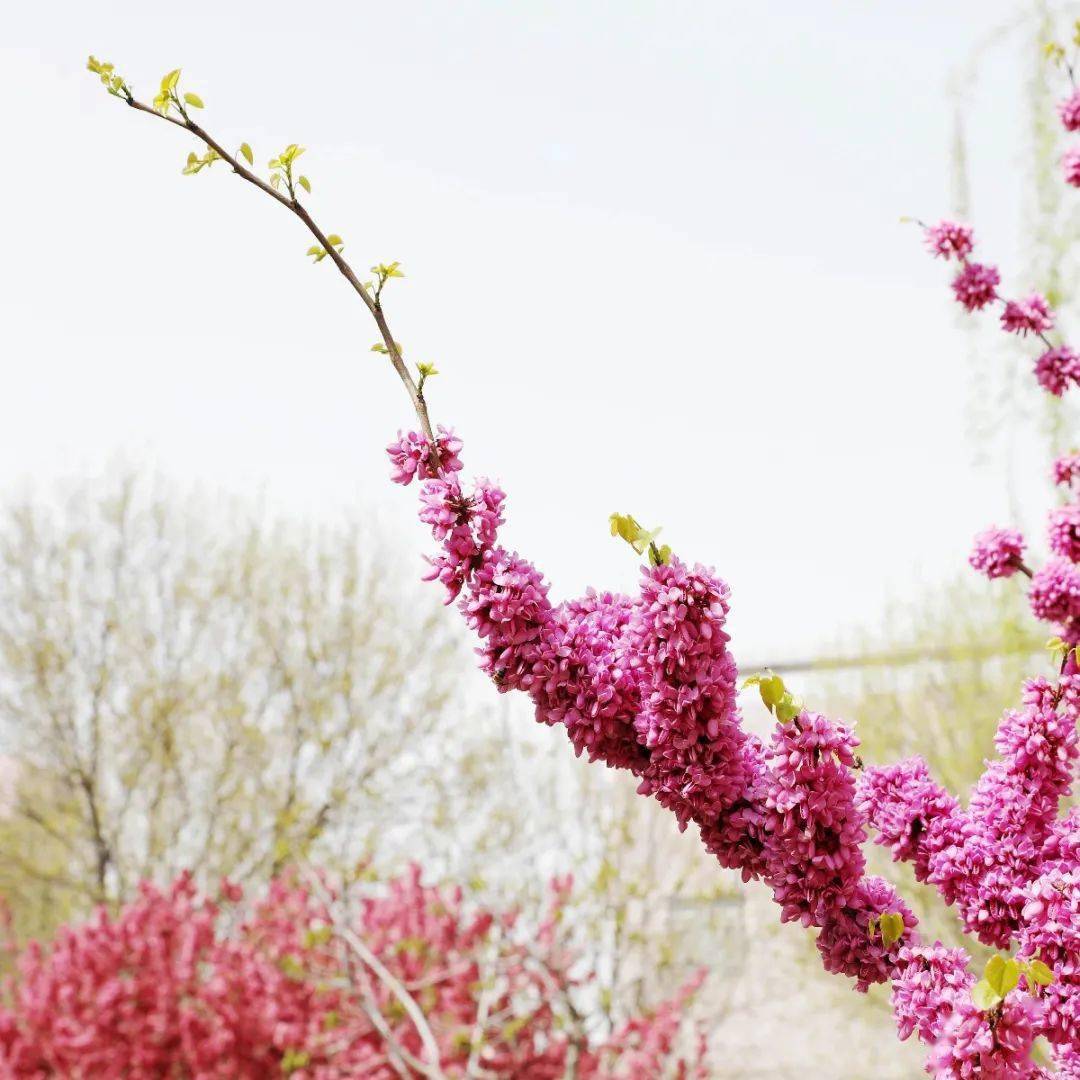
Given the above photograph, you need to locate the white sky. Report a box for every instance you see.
[0,0,1065,666]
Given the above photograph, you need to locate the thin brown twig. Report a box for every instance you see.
[297,862,447,1080]
[124,97,437,452]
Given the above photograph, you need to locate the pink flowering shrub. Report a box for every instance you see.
[0,868,708,1078]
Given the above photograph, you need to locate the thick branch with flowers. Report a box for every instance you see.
[77,38,1080,1076]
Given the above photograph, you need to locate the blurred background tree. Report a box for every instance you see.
[0,470,468,939]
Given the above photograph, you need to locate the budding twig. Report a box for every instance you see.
[123,95,438,454]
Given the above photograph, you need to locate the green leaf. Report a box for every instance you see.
[971,979,1002,1013]
[239,142,254,166]
[270,174,282,190]
[649,543,672,566]
[757,673,787,711]
[774,696,804,724]
[1027,959,1054,987]
[161,68,181,93]
[183,91,204,108]
[297,175,311,193]
[984,954,1020,998]
[325,234,343,248]
[878,912,905,949]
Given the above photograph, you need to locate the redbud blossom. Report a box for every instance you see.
[1001,294,1055,336]
[924,220,975,261]
[970,527,1027,579]
[951,262,1001,311]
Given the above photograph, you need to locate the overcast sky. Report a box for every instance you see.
[1,0,1070,666]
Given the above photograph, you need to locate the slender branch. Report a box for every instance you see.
[297,863,447,1080]
[124,97,437,451]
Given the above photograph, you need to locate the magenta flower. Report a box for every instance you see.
[1065,146,1080,188]
[1050,504,1080,564]
[1030,559,1080,625]
[386,426,464,485]
[858,757,961,883]
[924,220,975,261]
[929,993,1042,1079]
[891,943,974,1044]
[1054,453,1080,489]
[1001,294,1055,336]
[815,877,917,993]
[969,526,1027,579]
[1059,89,1080,131]
[1035,347,1080,397]
[951,262,1000,311]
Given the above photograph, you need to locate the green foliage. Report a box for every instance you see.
[181,148,220,175]
[152,68,180,115]
[307,234,344,263]
[416,361,439,393]
[0,472,471,944]
[608,513,670,566]
[86,55,130,100]
[269,144,308,199]
[1045,635,1080,666]
[369,261,404,300]
[281,1048,311,1074]
[867,911,905,949]
[742,670,804,724]
[969,952,1050,1013]
[238,142,254,166]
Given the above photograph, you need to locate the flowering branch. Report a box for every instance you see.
[85,38,1080,1077]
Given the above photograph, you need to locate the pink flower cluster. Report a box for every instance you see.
[386,425,463,486]
[922,219,1077,397]
[970,527,1027,580]
[1054,453,1080,490]
[0,867,709,1078]
[1002,294,1055,336]
[862,678,1080,951]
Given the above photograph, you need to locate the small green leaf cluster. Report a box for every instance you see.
[416,361,439,392]
[182,148,220,175]
[151,69,205,118]
[867,911,906,949]
[1044,24,1080,63]
[281,1048,311,1074]
[307,234,344,263]
[1046,636,1080,666]
[86,56,130,100]
[608,513,671,566]
[369,261,405,301]
[971,953,1053,1013]
[269,144,310,199]
[742,670,804,724]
